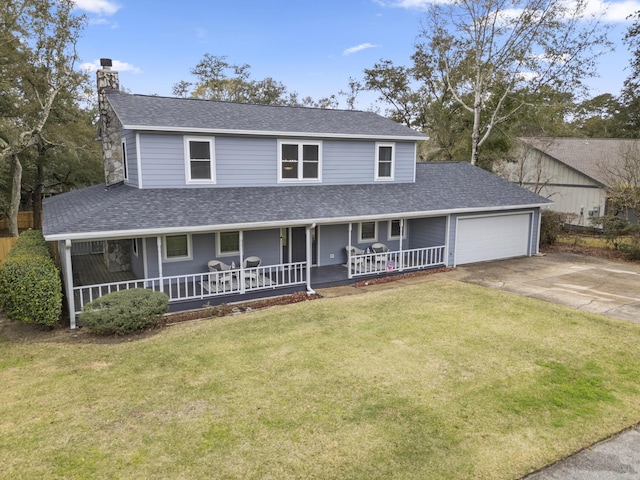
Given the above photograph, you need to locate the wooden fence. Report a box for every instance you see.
[0,212,37,262]
[0,211,35,231]
[0,237,18,262]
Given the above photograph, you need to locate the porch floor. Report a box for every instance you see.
[72,254,137,286]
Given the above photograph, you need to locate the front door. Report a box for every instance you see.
[289,226,317,265]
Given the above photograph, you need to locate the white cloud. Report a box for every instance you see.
[73,0,121,15]
[587,0,640,22]
[81,59,142,73]
[343,43,380,55]
[195,27,207,39]
[383,0,640,21]
[381,0,451,8]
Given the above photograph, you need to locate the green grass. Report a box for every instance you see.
[556,234,607,248]
[3,279,640,479]
[557,233,635,249]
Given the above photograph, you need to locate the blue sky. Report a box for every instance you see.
[74,0,640,108]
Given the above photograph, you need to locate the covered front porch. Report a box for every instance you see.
[69,247,445,323]
[61,217,448,328]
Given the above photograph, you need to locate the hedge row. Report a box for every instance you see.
[0,230,62,327]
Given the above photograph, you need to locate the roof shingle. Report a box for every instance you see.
[43,162,551,240]
[106,93,426,139]
[520,137,640,186]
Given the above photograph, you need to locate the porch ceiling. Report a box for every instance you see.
[43,162,552,241]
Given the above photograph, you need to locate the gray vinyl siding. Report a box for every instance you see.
[318,224,349,266]
[243,229,281,266]
[393,142,416,183]
[531,209,541,255]
[216,137,276,186]
[144,237,159,277]
[143,230,281,277]
[408,217,447,249]
[122,130,138,187]
[447,214,457,267]
[136,132,417,188]
[139,134,187,188]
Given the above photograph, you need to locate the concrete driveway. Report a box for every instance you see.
[449,252,640,479]
[449,252,640,323]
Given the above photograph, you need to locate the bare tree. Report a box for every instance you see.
[418,0,611,165]
[0,0,87,236]
[494,140,555,195]
[598,141,640,221]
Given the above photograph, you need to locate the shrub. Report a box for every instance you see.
[79,288,169,335]
[598,215,631,250]
[0,230,62,328]
[620,243,640,260]
[539,210,567,245]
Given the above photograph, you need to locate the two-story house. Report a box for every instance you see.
[43,60,551,328]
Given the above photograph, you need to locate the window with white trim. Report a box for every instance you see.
[216,231,240,256]
[163,234,192,261]
[185,137,215,183]
[359,221,377,243]
[121,139,128,180]
[278,140,321,182]
[388,219,406,240]
[375,143,395,181]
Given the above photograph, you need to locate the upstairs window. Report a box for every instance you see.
[278,140,321,182]
[375,143,395,181]
[185,137,215,183]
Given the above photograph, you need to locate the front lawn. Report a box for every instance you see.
[2,280,640,479]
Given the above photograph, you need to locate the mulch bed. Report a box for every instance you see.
[352,267,452,287]
[161,291,321,326]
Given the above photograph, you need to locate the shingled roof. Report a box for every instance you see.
[106,92,426,140]
[520,137,640,186]
[43,162,551,241]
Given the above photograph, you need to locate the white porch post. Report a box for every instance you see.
[239,230,245,294]
[347,223,353,279]
[64,239,76,329]
[399,219,404,272]
[305,224,315,294]
[156,236,164,293]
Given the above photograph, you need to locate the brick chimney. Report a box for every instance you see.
[96,58,124,186]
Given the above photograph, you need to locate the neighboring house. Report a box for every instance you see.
[43,60,551,328]
[497,137,640,226]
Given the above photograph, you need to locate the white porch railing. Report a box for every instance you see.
[73,261,307,317]
[349,245,446,278]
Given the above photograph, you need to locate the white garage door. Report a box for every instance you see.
[455,213,531,265]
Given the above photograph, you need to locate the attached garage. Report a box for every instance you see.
[454,212,533,265]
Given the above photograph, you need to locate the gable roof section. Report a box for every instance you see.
[43,162,551,241]
[520,137,640,186]
[106,93,426,140]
